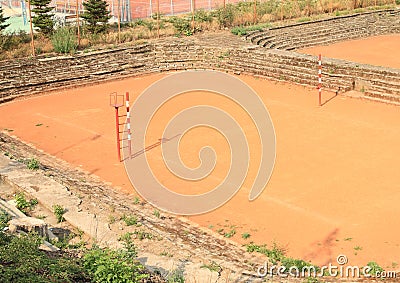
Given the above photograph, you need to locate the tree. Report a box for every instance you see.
[31,0,54,35]
[81,0,111,34]
[0,5,10,33]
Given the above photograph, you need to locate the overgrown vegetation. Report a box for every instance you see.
[245,241,320,273]
[26,157,40,170]
[83,245,148,282]
[0,233,91,282]
[0,230,151,283]
[366,261,384,276]
[14,192,38,214]
[51,27,78,54]
[53,204,66,223]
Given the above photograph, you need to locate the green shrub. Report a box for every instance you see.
[231,26,247,35]
[195,9,213,23]
[366,261,384,276]
[51,27,77,54]
[26,158,40,170]
[0,209,11,230]
[169,16,193,36]
[214,4,236,28]
[241,232,251,239]
[167,268,185,283]
[122,214,138,226]
[0,233,90,282]
[14,192,38,214]
[53,204,66,223]
[83,245,148,282]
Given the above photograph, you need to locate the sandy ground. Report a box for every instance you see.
[298,35,400,69]
[0,70,399,270]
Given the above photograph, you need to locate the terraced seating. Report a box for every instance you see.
[246,9,400,50]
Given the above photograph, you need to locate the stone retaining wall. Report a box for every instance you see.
[1,11,400,105]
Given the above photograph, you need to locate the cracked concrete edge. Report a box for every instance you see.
[0,154,227,282]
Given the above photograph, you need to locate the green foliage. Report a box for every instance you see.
[231,26,247,35]
[0,5,10,32]
[118,232,137,257]
[14,192,38,214]
[31,0,54,35]
[51,27,78,54]
[0,233,90,282]
[0,210,11,230]
[224,229,236,238]
[26,158,40,170]
[167,268,185,283]
[194,9,213,23]
[168,16,193,36]
[0,31,31,52]
[201,261,222,273]
[83,245,148,283]
[153,209,161,218]
[231,23,270,35]
[81,0,111,34]
[53,204,66,223]
[245,242,285,264]
[366,261,384,276]
[133,229,153,241]
[241,232,251,239]
[281,257,314,272]
[122,214,138,226]
[214,4,236,28]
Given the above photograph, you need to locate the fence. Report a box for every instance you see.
[1,0,244,22]
[1,0,397,23]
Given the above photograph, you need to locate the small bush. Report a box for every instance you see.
[0,209,11,230]
[0,233,90,282]
[231,26,247,35]
[14,192,38,214]
[366,261,384,276]
[51,27,78,54]
[214,4,236,28]
[169,16,193,36]
[195,9,213,23]
[242,232,251,239]
[53,204,66,223]
[122,214,138,226]
[167,268,185,283]
[83,245,148,282]
[26,158,40,170]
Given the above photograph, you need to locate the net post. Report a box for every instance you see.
[115,106,121,162]
[126,92,132,159]
[318,54,322,106]
[110,92,124,162]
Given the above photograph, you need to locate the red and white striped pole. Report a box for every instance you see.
[125,92,132,158]
[318,54,322,106]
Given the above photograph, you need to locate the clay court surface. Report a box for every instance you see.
[1,71,399,268]
[298,34,400,69]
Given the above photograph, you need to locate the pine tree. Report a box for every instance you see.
[81,0,111,34]
[31,0,54,35]
[0,5,10,33]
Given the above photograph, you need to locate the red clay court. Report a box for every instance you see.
[0,35,399,269]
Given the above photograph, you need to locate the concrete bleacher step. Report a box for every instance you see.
[365,90,400,104]
[0,199,26,219]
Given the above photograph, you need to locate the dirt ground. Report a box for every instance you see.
[298,34,400,69]
[1,68,399,270]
